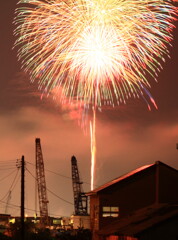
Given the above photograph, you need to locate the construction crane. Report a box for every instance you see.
[35,138,49,226]
[71,156,88,216]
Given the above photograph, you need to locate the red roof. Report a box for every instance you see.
[87,163,155,195]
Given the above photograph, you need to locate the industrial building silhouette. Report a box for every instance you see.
[87,161,178,240]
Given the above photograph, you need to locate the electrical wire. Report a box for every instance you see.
[0,161,16,165]
[26,160,91,186]
[0,199,68,218]
[0,168,20,202]
[0,167,18,171]
[0,199,20,210]
[26,167,74,205]
[47,188,73,205]
[0,169,18,183]
[26,161,72,179]
[0,159,19,171]
[0,159,18,166]
[0,163,70,218]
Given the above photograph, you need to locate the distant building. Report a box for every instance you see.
[0,214,11,226]
[0,214,11,236]
[8,215,63,229]
[87,161,178,240]
[71,215,90,229]
[61,216,72,230]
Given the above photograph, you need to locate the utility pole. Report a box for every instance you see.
[21,155,25,240]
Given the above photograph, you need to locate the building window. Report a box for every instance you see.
[102,206,119,217]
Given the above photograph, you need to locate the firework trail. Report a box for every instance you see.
[90,107,96,191]
[14,0,177,189]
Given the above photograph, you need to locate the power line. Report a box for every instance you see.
[26,167,74,205]
[26,161,71,179]
[26,160,91,186]
[0,163,17,166]
[0,169,17,183]
[0,162,71,218]
[0,168,20,202]
[0,159,18,167]
[0,199,20,210]
[0,167,18,171]
[0,159,18,171]
[0,159,18,162]
[0,198,69,218]
[47,188,73,205]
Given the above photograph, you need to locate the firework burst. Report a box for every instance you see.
[14,0,177,190]
[14,0,177,109]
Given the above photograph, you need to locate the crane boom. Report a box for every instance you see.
[71,156,88,216]
[35,138,49,226]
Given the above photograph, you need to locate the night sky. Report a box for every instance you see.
[1,1,178,218]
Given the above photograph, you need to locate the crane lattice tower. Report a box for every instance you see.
[71,156,88,216]
[35,138,49,226]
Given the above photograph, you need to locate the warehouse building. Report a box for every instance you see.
[87,161,178,240]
